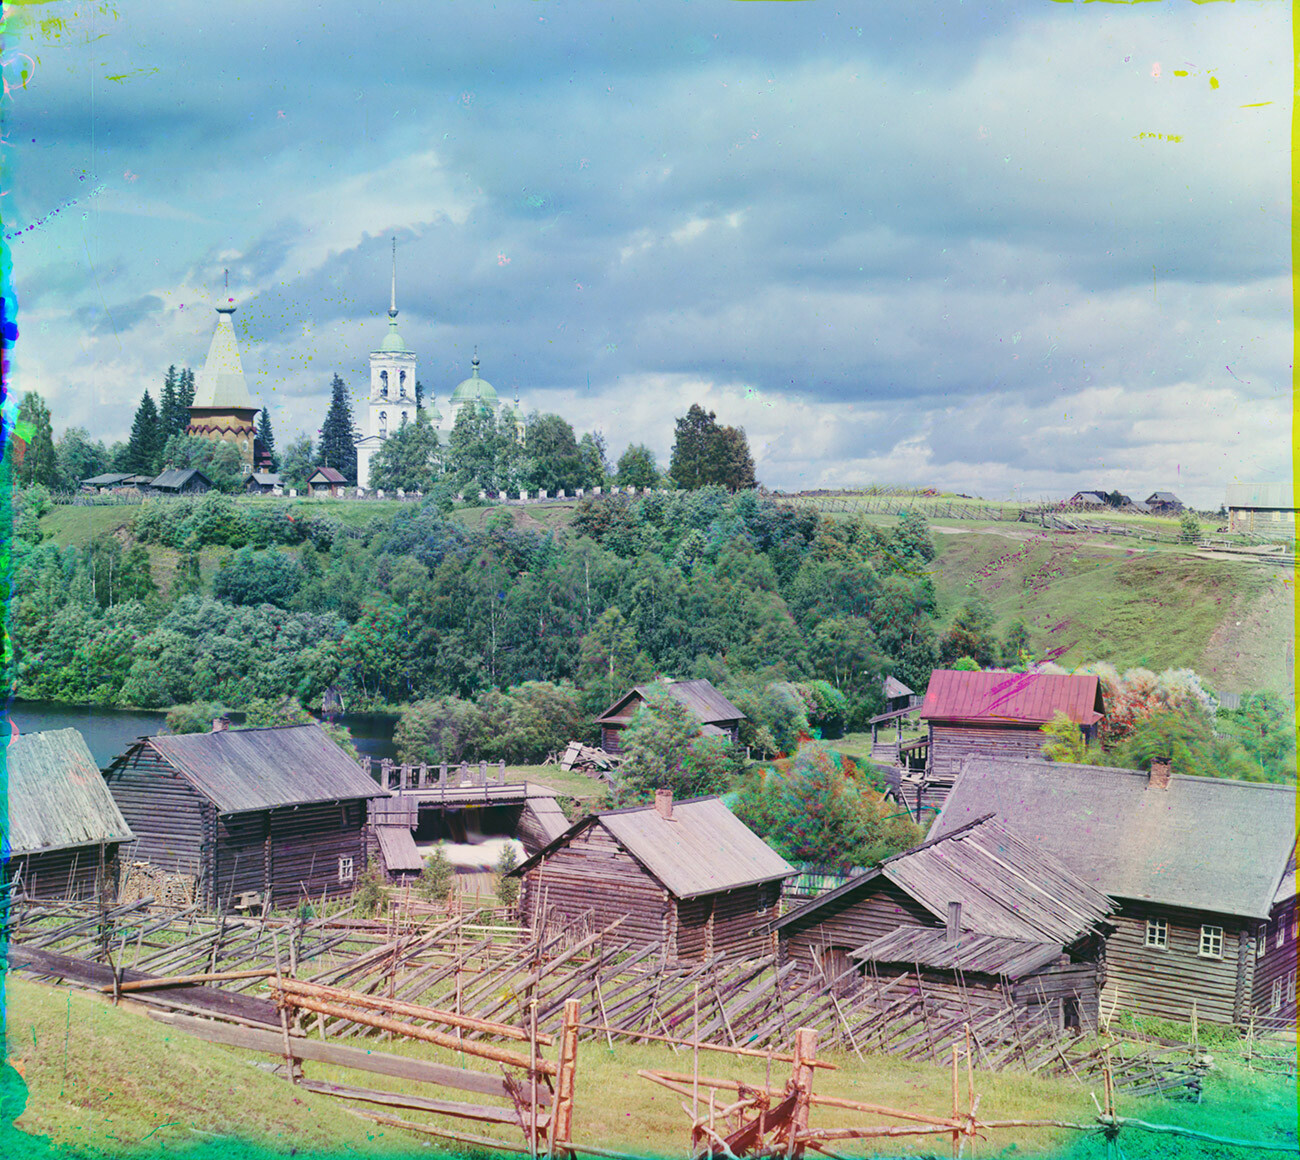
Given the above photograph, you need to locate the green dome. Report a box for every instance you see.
[450,356,498,407]
[379,312,409,353]
[425,401,443,422]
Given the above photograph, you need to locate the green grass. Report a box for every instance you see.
[3,977,419,1158]
[37,506,135,549]
[504,763,610,810]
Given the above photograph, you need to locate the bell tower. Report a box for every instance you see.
[356,238,417,489]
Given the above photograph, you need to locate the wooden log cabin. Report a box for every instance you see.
[932,756,1297,1026]
[510,790,793,959]
[4,729,135,902]
[595,679,744,756]
[105,722,386,911]
[1252,850,1297,1028]
[907,670,1105,816]
[772,816,1113,1029]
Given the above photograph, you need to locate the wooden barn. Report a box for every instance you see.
[245,471,283,495]
[105,723,385,911]
[596,679,744,756]
[932,756,1297,1026]
[148,467,213,495]
[510,790,793,959]
[905,670,1105,814]
[1253,850,1297,1027]
[308,466,347,497]
[773,816,1113,1029]
[4,729,135,902]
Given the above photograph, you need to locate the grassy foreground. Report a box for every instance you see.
[6,976,1295,1160]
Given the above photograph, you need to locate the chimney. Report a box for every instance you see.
[212,716,230,733]
[655,787,673,820]
[946,901,962,944]
[1149,757,1172,790]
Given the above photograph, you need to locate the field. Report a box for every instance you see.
[6,975,1294,1160]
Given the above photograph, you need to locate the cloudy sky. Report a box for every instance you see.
[6,1,1290,505]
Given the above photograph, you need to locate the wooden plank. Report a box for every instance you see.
[297,1079,528,1125]
[149,1011,550,1104]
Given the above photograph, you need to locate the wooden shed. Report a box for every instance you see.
[932,756,1297,1026]
[1253,850,1297,1027]
[148,468,213,495]
[774,816,1113,1028]
[510,790,793,959]
[4,729,135,902]
[105,723,386,911]
[910,670,1104,814]
[308,467,347,497]
[596,679,745,756]
[245,471,283,495]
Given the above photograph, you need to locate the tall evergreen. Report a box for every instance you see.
[415,379,425,412]
[257,408,278,471]
[125,391,163,475]
[318,373,358,481]
[15,391,58,488]
[178,367,196,412]
[159,365,192,441]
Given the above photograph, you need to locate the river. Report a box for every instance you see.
[5,699,401,767]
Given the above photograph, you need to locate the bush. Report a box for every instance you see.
[1179,510,1201,544]
[352,861,388,918]
[165,701,227,734]
[495,844,520,908]
[419,847,455,903]
[212,546,304,608]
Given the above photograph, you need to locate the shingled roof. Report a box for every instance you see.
[7,729,135,856]
[931,757,1297,920]
[919,670,1104,726]
[774,815,1112,946]
[597,679,746,727]
[126,724,385,814]
[853,928,1071,979]
[510,795,793,900]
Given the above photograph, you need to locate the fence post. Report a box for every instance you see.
[787,1026,817,1160]
[499,760,506,784]
[550,997,580,1159]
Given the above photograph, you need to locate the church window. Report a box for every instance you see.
[380,370,389,397]
[399,370,407,394]
[379,411,387,437]
[400,411,409,427]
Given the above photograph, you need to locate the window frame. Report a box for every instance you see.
[1289,971,1297,1005]
[338,855,355,883]
[1271,977,1283,1012]
[1144,917,1169,950]
[1198,924,1224,959]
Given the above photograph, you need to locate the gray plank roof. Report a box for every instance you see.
[853,927,1064,979]
[931,757,1297,920]
[142,724,386,814]
[512,796,793,899]
[7,729,135,856]
[150,468,211,490]
[249,472,282,486]
[774,816,1112,946]
[83,472,132,486]
[374,825,423,873]
[883,676,915,700]
[597,678,745,726]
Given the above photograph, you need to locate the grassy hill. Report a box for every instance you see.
[36,495,1293,695]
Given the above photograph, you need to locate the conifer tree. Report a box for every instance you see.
[318,374,358,482]
[257,408,278,471]
[124,391,163,475]
[159,365,187,441]
[15,391,58,488]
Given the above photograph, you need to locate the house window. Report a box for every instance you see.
[1289,972,1297,1005]
[1272,978,1283,1011]
[338,856,355,883]
[1278,923,1286,950]
[1144,918,1168,949]
[1292,912,1298,942]
[1199,925,1224,958]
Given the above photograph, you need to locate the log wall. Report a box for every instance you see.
[1102,901,1254,1026]
[928,723,1050,777]
[520,823,672,949]
[265,800,368,909]
[6,844,120,903]
[107,748,207,877]
[1252,895,1297,1022]
[779,880,934,976]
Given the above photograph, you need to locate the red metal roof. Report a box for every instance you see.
[919,670,1104,726]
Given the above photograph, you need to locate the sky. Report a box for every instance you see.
[4,1,1291,506]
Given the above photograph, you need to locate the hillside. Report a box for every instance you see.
[32,495,1292,700]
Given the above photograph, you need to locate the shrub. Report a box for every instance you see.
[495,843,520,908]
[1179,510,1201,544]
[165,701,227,734]
[352,861,389,918]
[418,847,455,903]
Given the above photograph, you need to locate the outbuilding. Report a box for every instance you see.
[105,723,386,911]
[308,467,347,497]
[510,790,793,959]
[4,729,136,903]
[245,471,283,495]
[773,816,1113,1029]
[931,756,1297,1026]
[148,468,213,495]
[596,679,745,756]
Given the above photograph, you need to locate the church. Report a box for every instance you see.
[356,244,525,491]
[186,297,264,472]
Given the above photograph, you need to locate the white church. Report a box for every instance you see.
[355,244,525,490]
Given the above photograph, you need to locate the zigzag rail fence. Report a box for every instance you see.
[7,897,1293,1155]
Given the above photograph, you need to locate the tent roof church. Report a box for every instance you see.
[186,277,263,472]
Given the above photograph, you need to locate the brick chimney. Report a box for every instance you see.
[946,901,961,944]
[1149,757,1172,790]
[655,787,673,820]
[212,716,230,733]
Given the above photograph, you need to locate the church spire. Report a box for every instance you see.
[389,236,397,319]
